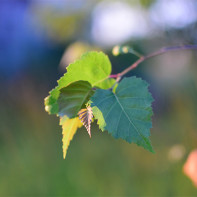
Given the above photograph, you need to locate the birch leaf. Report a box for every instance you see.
[45,51,115,114]
[90,77,154,153]
[78,106,93,137]
[60,116,82,159]
[58,81,94,117]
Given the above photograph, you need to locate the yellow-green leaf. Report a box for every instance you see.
[60,116,82,159]
[45,51,115,115]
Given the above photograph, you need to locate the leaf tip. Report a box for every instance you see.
[88,131,91,138]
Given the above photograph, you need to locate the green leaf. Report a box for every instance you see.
[92,106,106,131]
[58,81,94,117]
[60,116,82,159]
[87,100,106,131]
[45,51,115,115]
[90,77,154,152]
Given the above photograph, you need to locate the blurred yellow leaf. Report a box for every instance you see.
[60,116,82,159]
[60,42,99,69]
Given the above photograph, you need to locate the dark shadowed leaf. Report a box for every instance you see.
[58,81,94,117]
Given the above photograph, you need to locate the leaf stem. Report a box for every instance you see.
[109,45,197,79]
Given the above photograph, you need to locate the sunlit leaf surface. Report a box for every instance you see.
[45,51,115,115]
[60,116,82,159]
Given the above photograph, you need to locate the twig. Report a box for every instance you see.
[109,45,197,79]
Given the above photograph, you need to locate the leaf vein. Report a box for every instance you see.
[114,93,147,144]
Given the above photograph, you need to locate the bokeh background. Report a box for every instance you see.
[1,0,197,196]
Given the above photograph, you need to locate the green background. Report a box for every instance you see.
[1,0,197,196]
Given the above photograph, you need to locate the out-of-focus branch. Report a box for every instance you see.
[109,45,197,79]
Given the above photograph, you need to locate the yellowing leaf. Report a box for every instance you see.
[78,106,93,137]
[60,116,82,159]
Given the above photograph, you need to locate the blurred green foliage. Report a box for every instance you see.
[1,71,197,196]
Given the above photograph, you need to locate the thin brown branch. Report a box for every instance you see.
[109,45,197,79]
